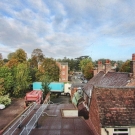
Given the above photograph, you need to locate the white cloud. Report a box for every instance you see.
[0,0,135,60]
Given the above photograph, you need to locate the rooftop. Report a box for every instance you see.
[83,71,130,97]
[28,103,97,135]
[93,87,135,127]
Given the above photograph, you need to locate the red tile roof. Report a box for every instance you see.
[94,87,135,127]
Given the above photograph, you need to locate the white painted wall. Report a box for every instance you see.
[101,127,135,135]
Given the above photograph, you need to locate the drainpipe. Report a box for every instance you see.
[104,128,109,135]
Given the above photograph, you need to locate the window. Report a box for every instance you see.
[113,128,129,135]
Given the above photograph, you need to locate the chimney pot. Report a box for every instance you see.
[106,59,110,64]
[98,61,102,64]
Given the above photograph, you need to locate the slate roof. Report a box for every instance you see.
[93,87,135,127]
[98,72,130,87]
[83,71,104,96]
[83,71,130,97]
[71,82,86,89]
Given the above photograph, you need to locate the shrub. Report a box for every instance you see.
[0,94,11,106]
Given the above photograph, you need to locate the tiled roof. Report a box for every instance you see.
[83,71,104,96]
[98,72,130,87]
[94,87,135,127]
[83,71,130,97]
[71,83,86,89]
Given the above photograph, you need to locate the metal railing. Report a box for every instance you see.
[3,103,38,135]
[19,104,48,135]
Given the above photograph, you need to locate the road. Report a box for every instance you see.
[51,95,71,104]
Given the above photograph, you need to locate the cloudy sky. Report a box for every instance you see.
[0,0,135,61]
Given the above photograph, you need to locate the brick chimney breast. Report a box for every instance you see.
[105,59,111,73]
[97,60,103,73]
[131,54,135,78]
[132,54,135,61]
[106,59,110,64]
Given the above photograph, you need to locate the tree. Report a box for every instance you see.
[13,49,27,63]
[41,73,51,99]
[7,52,15,60]
[83,62,93,80]
[31,48,44,63]
[0,60,4,67]
[79,58,92,73]
[3,58,9,63]
[116,60,124,72]
[12,63,31,97]
[30,56,38,68]
[36,58,60,81]
[0,53,3,60]
[0,78,5,96]
[0,66,14,95]
[6,59,18,68]
[29,67,38,82]
[120,60,131,72]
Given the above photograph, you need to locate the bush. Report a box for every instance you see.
[0,94,11,106]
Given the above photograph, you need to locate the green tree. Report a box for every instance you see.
[31,48,44,62]
[30,56,38,68]
[0,53,3,60]
[41,73,51,99]
[0,78,5,96]
[37,58,60,81]
[83,62,93,80]
[29,67,38,82]
[0,60,4,67]
[12,63,31,97]
[120,60,131,72]
[7,52,15,60]
[0,66,14,95]
[13,49,27,63]
[3,58,9,63]
[79,58,92,73]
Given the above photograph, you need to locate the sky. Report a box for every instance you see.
[0,0,135,61]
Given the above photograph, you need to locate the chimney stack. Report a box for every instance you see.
[97,61,103,73]
[105,59,111,73]
[131,54,135,78]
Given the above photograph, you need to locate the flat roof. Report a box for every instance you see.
[29,104,96,135]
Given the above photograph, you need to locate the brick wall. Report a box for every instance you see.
[98,61,103,73]
[89,89,101,135]
[56,62,68,82]
[105,59,111,73]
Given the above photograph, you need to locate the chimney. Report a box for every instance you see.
[105,59,111,73]
[131,54,135,78]
[97,61,103,73]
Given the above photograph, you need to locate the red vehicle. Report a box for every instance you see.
[25,90,43,106]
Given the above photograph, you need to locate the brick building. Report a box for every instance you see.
[57,62,68,82]
[72,54,135,135]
